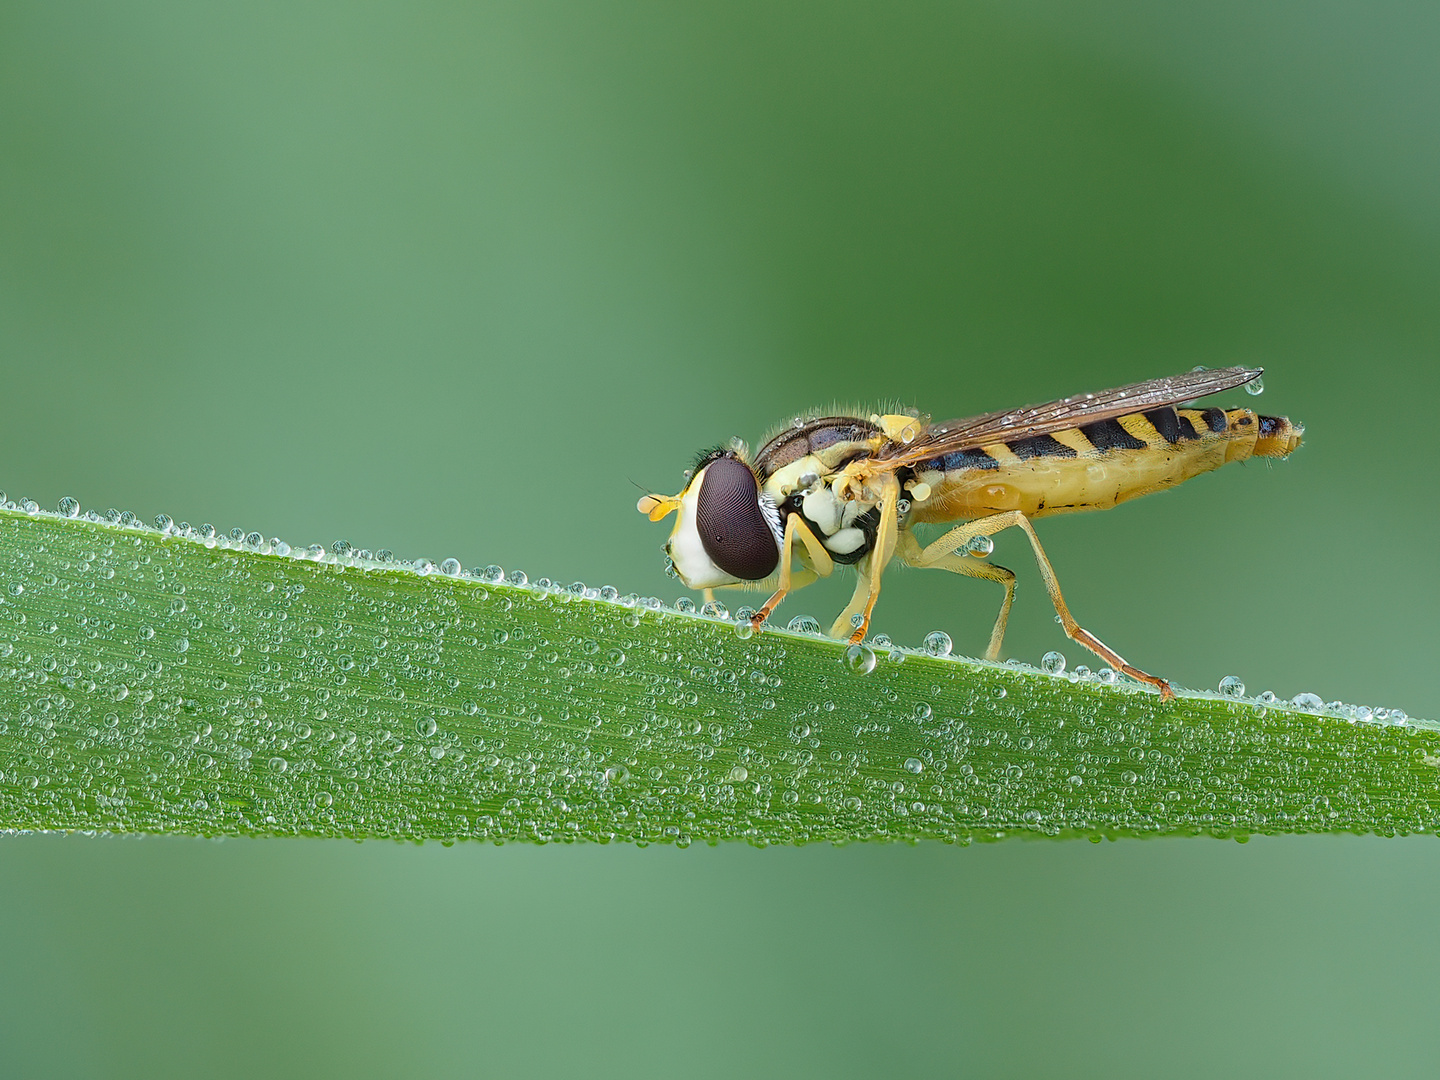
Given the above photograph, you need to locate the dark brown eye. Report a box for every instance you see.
[695,457,779,580]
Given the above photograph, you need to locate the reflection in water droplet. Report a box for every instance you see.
[961,535,993,557]
[844,644,877,674]
[1219,675,1246,697]
[922,631,952,658]
[904,758,924,774]
[728,765,749,782]
[1245,376,1264,396]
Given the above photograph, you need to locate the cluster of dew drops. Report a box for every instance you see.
[5,491,1422,732]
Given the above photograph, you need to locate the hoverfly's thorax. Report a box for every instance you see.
[753,417,883,480]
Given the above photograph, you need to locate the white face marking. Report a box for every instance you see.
[666,467,740,589]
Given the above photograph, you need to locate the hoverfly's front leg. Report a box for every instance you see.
[826,474,902,644]
[911,512,1174,701]
[751,514,834,630]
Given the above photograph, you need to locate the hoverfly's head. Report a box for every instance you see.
[636,449,783,588]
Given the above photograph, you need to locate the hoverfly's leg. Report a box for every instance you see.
[896,532,1015,661]
[703,588,716,608]
[830,569,874,641]
[913,512,1174,700]
[752,515,833,630]
[830,475,901,645]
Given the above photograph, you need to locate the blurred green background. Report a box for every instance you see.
[2,3,1437,1075]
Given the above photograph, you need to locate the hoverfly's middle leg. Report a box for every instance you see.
[752,514,833,630]
[895,531,1015,662]
[912,512,1174,701]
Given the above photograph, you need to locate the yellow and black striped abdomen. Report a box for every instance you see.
[909,406,1301,524]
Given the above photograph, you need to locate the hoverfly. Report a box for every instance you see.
[638,367,1301,700]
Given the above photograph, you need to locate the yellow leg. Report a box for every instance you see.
[895,532,1015,661]
[751,515,833,629]
[910,512,1174,700]
[825,476,902,644]
[829,566,875,641]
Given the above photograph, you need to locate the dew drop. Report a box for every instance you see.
[844,644,877,675]
[904,757,925,774]
[961,535,994,557]
[922,631,952,658]
[1245,376,1264,396]
[480,565,505,583]
[675,597,696,613]
[786,615,821,634]
[1218,675,1246,698]
[440,558,462,576]
[417,716,438,737]
[604,765,630,783]
[269,756,289,773]
[728,765,749,782]
[57,496,80,518]
[1292,692,1324,711]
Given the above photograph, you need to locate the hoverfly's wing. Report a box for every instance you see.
[879,366,1263,468]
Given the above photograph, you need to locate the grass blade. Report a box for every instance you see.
[0,503,1434,843]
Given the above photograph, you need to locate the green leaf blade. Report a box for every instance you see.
[0,506,1435,843]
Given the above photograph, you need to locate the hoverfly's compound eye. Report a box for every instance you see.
[694,457,780,581]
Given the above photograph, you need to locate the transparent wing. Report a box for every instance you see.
[881,366,1262,467]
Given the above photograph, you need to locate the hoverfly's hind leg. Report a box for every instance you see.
[895,532,1015,661]
[911,512,1174,701]
[752,514,834,631]
[827,474,902,644]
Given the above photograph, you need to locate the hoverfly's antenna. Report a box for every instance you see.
[636,493,682,521]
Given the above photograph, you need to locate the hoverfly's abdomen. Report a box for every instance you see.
[1253,413,1303,457]
[911,405,1302,523]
